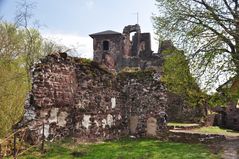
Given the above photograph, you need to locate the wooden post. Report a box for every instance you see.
[41,121,45,154]
[13,130,17,159]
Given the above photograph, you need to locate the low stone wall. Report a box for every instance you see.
[166,93,207,123]
[205,104,239,131]
[167,125,200,130]
[169,131,225,144]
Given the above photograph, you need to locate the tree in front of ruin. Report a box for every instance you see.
[153,0,239,91]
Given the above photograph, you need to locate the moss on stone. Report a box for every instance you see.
[80,58,92,64]
[118,67,156,81]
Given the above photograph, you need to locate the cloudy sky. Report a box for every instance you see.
[0,0,159,58]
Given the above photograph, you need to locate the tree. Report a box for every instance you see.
[161,48,207,107]
[0,0,70,137]
[0,21,66,137]
[161,47,210,122]
[0,22,29,137]
[0,58,28,137]
[153,0,239,90]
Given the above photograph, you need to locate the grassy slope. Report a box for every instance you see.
[20,139,219,159]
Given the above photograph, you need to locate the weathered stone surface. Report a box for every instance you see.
[18,52,167,143]
[49,108,59,123]
[89,24,156,71]
[57,111,68,127]
[166,92,207,123]
[17,25,171,143]
[82,114,91,130]
[129,116,138,134]
[208,102,239,131]
[169,130,225,144]
[147,117,157,136]
[123,24,141,34]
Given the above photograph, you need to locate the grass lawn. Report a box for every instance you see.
[19,138,219,159]
[192,126,239,136]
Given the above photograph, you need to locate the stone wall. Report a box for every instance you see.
[139,33,152,58]
[166,92,207,123]
[92,34,123,69]
[18,52,167,143]
[73,61,127,141]
[210,102,239,131]
[21,53,78,143]
[90,24,154,71]
[169,131,225,144]
[118,68,167,137]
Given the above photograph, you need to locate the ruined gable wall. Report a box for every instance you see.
[118,69,167,137]
[73,61,127,141]
[20,52,167,143]
[21,53,127,143]
[22,53,78,143]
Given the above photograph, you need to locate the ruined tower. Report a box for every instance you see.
[89,30,123,69]
[89,24,154,71]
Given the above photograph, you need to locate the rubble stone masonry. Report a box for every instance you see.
[18,52,167,143]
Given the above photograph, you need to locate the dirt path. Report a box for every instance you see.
[169,129,239,159]
[209,137,239,159]
[220,137,239,159]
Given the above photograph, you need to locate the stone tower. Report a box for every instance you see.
[89,24,153,71]
[89,30,123,69]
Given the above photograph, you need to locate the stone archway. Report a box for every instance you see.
[146,117,157,136]
[122,24,141,57]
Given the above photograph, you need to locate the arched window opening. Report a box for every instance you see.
[103,41,109,50]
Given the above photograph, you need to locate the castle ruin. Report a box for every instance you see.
[90,24,162,71]
[18,25,168,143]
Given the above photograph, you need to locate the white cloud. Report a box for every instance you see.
[42,32,93,59]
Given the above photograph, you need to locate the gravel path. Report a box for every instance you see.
[220,137,239,159]
[208,137,239,159]
[169,129,239,158]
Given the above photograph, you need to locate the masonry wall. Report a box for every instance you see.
[225,103,239,130]
[20,53,78,143]
[118,69,167,137]
[93,35,123,69]
[72,61,127,141]
[166,92,207,123]
[139,33,152,58]
[19,52,167,143]
[212,102,239,131]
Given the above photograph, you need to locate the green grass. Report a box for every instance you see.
[192,126,239,136]
[19,138,219,159]
[168,122,199,127]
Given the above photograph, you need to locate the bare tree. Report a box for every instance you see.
[14,0,44,88]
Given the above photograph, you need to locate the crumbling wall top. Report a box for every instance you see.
[123,24,141,34]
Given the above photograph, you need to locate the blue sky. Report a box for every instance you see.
[0,0,159,58]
